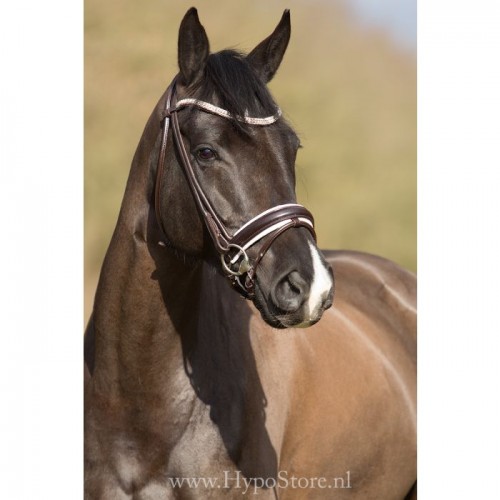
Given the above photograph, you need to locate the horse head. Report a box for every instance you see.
[154,8,334,328]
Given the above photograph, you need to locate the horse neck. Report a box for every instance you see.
[90,94,192,392]
[88,96,277,475]
[89,95,253,401]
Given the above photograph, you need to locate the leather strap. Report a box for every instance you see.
[170,106,232,252]
[231,204,315,249]
[154,83,174,242]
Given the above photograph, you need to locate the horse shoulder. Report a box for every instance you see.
[325,249,417,347]
[249,250,417,497]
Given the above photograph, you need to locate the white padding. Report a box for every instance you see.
[233,204,306,237]
[242,217,313,251]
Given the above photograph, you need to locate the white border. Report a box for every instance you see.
[2,0,500,498]
[0,0,83,497]
[419,0,500,497]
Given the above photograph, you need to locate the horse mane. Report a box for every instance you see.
[189,49,278,130]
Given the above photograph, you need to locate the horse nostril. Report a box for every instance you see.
[272,271,308,313]
[322,289,334,311]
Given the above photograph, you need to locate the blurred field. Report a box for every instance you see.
[85,0,416,322]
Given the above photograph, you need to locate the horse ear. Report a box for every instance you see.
[178,8,209,87]
[246,10,291,83]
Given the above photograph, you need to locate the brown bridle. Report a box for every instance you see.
[154,77,316,298]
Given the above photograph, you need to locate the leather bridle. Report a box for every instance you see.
[154,77,316,299]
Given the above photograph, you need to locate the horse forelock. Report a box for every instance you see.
[187,50,278,130]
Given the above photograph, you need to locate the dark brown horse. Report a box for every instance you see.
[85,8,416,499]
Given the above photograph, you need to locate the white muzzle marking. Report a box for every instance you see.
[307,242,333,319]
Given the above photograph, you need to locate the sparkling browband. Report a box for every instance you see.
[174,98,282,125]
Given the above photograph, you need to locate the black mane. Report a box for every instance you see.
[191,50,278,125]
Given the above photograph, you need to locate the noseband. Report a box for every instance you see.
[154,77,316,299]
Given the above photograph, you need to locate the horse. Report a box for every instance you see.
[84,8,417,499]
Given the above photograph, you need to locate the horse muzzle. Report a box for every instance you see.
[252,240,334,329]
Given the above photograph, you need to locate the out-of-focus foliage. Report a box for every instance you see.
[85,0,416,320]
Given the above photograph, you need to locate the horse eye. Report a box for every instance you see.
[196,147,217,162]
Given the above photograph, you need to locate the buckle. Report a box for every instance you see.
[221,244,252,276]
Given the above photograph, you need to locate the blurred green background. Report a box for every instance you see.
[85,0,416,321]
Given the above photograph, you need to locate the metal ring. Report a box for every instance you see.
[221,244,251,276]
